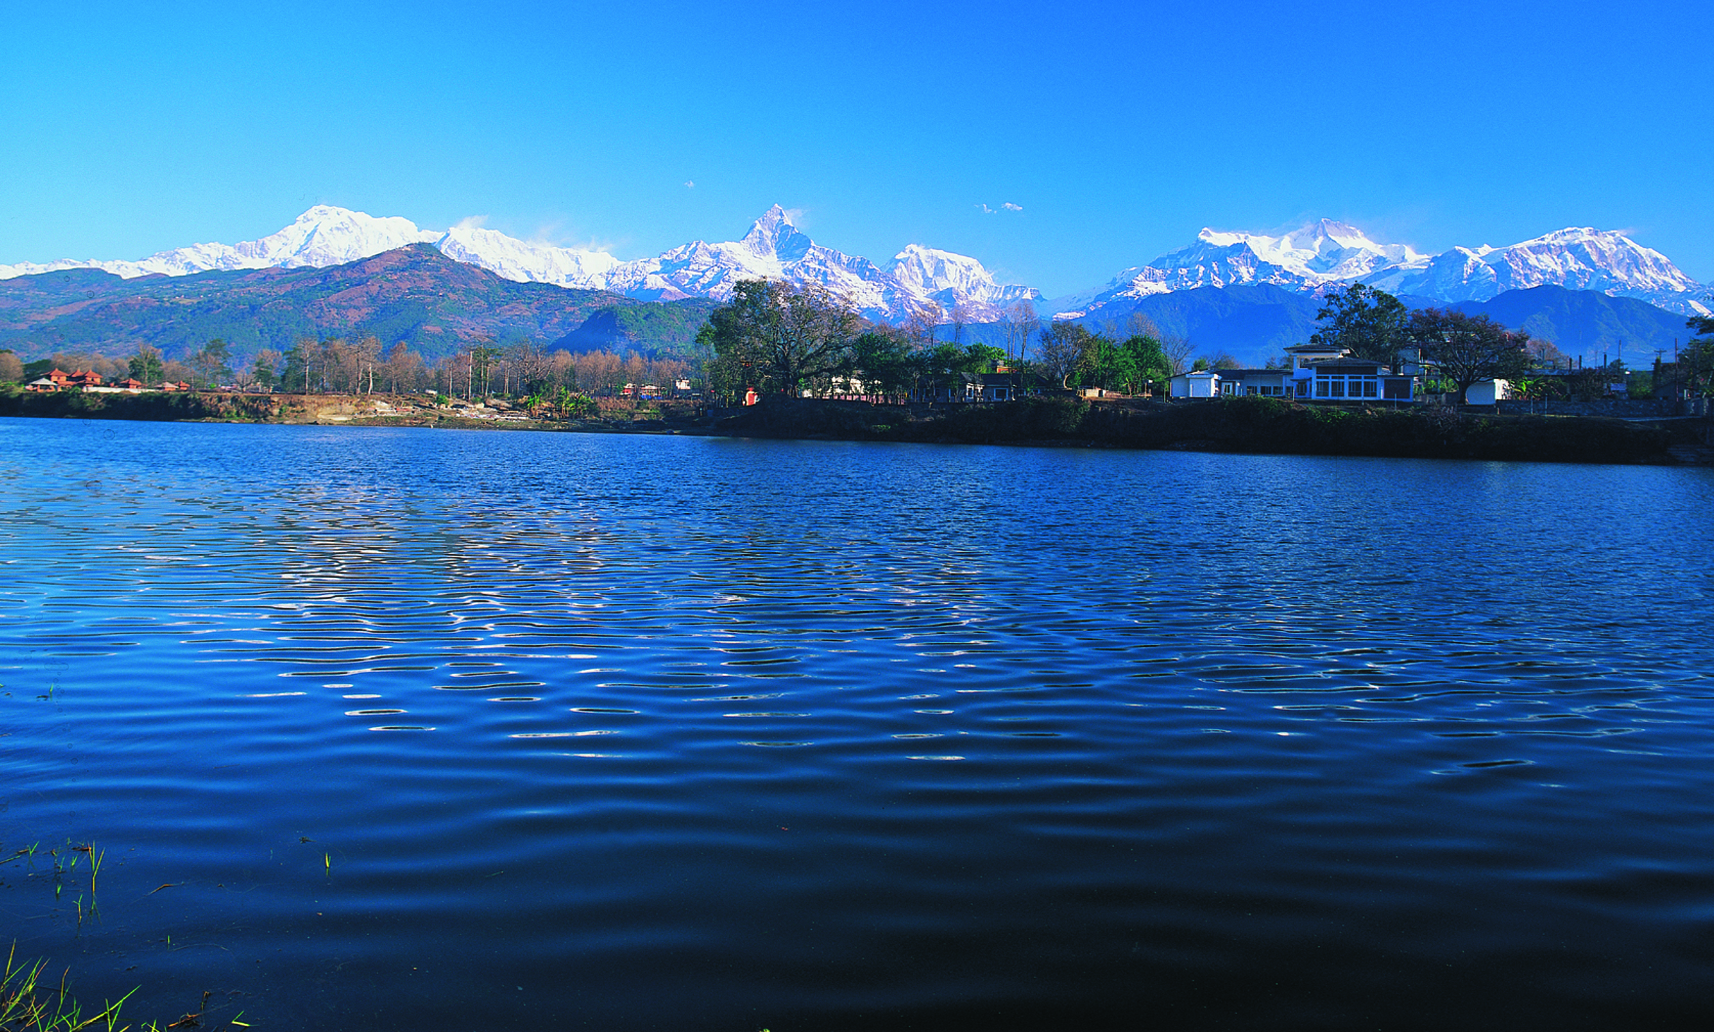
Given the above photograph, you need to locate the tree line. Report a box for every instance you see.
[1,337,694,402]
[1305,282,1714,402]
[697,280,1187,404]
[6,284,1710,407]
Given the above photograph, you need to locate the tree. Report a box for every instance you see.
[353,336,383,394]
[841,330,919,401]
[1310,283,1410,368]
[698,279,864,397]
[1119,334,1173,394]
[1036,321,1094,389]
[191,339,233,389]
[251,349,281,391]
[129,345,164,385]
[1162,334,1195,375]
[1407,308,1529,404]
[0,350,21,384]
[948,303,974,348]
[1682,315,1714,397]
[1525,337,1571,371]
[384,342,424,394]
[1000,300,1039,363]
[281,339,322,393]
[904,300,943,352]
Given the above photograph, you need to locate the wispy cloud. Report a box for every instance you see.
[976,202,1024,215]
[1002,202,1023,212]
[684,180,695,189]
[454,215,489,230]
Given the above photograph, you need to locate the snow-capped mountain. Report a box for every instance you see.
[883,245,1037,316]
[1060,220,1709,318]
[0,204,1036,324]
[1364,227,1705,311]
[0,206,442,280]
[433,223,619,288]
[1061,219,1423,310]
[599,205,893,314]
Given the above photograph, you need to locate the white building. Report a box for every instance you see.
[1168,370,1222,398]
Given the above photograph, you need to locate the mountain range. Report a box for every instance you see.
[1,207,1707,368]
[4,207,1707,325]
[0,205,1036,324]
[1051,220,1710,320]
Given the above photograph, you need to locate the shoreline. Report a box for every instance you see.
[2,388,1710,466]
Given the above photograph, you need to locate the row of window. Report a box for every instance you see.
[1315,376,1381,399]
[1220,383,1287,396]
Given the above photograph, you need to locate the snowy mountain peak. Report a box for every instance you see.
[739,205,813,262]
[231,206,438,268]
[1064,219,1709,320]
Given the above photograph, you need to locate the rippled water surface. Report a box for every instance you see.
[3,416,1713,1030]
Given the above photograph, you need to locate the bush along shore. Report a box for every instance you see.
[2,386,1708,465]
[717,394,1710,466]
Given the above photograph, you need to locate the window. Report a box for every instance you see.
[1330,379,1345,398]
[1315,380,1329,398]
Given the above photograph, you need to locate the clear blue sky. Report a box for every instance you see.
[4,0,1710,296]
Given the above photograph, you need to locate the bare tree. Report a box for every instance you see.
[905,300,943,353]
[1162,334,1195,375]
[1036,321,1092,389]
[1124,311,1162,340]
[353,336,383,394]
[1001,300,1039,364]
[949,302,974,348]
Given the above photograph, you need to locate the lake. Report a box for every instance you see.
[3,416,1712,1030]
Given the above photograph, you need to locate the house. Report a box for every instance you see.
[910,370,1021,404]
[1464,379,1511,406]
[1302,359,1417,402]
[27,368,105,392]
[1216,369,1292,397]
[1280,344,1421,402]
[979,372,1019,401]
[1168,370,1222,398]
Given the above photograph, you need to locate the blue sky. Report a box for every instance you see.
[4,0,1710,295]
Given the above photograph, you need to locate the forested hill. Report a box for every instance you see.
[0,244,717,363]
